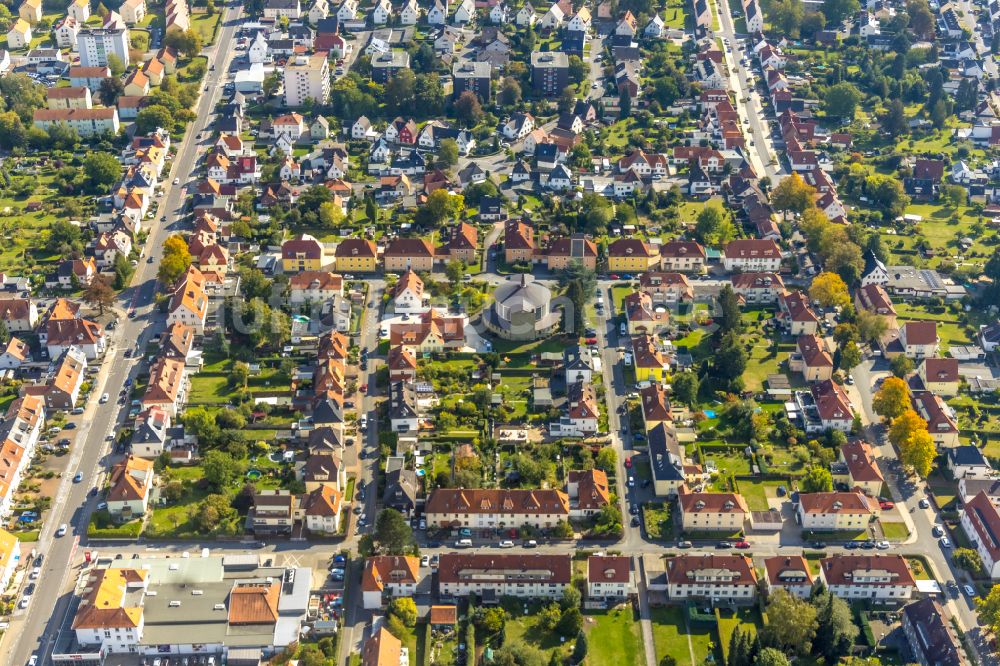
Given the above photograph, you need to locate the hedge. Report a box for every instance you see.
[420,622,432,666]
[857,610,876,647]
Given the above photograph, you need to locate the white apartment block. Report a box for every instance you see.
[77,27,131,67]
[284,52,330,107]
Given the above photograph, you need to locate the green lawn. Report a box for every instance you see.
[735,479,769,511]
[651,607,693,666]
[191,11,222,45]
[584,608,644,666]
[187,372,231,404]
[717,608,761,661]
[492,335,569,355]
[880,521,910,541]
[643,502,674,541]
[501,600,573,662]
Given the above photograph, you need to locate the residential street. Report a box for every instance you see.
[712,0,786,183]
[1,4,244,665]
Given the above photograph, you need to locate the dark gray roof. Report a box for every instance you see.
[948,445,989,467]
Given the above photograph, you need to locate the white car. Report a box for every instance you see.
[173,177,180,185]
[56,524,67,537]
[498,540,515,548]
[875,540,890,550]
[940,537,952,548]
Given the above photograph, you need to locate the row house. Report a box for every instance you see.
[818,555,916,601]
[666,554,757,602]
[438,553,571,600]
[960,492,1000,579]
[0,395,45,519]
[425,488,570,530]
[587,555,634,600]
[729,272,785,304]
[638,272,693,303]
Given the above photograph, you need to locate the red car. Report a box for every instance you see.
[734,541,751,549]
[360,384,368,393]
[879,501,894,510]
[624,457,633,468]
[585,337,597,345]
[609,274,620,280]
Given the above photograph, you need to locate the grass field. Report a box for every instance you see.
[717,608,761,660]
[880,521,910,541]
[651,607,693,666]
[192,11,223,45]
[584,608,644,666]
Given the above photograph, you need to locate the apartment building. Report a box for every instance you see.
[665,554,757,602]
[77,27,131,67]
[424,488,570,530]
[818,555,916,601]
[438,553,571,599]
[797,491,876,531]
[284,52,330,107]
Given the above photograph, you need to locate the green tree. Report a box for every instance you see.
[801,466,834,493]
[556,606,582,636]
[839,341,862,371]
[672,371,699,407]
[761,589,817,655]
[387,597,418,627]
[713,330,747,386]
[812,592,859,661]
[595,447,617,473]
[822,0,860,23]
[571,631,588,664]
[856,310,889,343]
[568,55,588,84]
[717,285,743,334]
[136,104,175,134]
[755,648,791,666]
[98,77,125,107]
[202,450,245,491]
[976,584,1000,636]
[438,138,459,168]
[954,548,986,577]
[474,606,507,634]
[694,200,736,246]
[373,508,416,554]
[824,82,863,120]
[193,493,237,533]
[106,53,125,77]
[881,99,907,138]
[768,0,804,36]
[83,152,122,191]
[890,354,914,378]
[940,184,967,210]
[164,28,203,58]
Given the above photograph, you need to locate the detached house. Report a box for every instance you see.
[960,492,1000,579]
[797,491,876,531]
[678,489,748,533]
[361,556,420,609]
[789,334,833,382]
[587,555,633,600]
[107,456,154,518]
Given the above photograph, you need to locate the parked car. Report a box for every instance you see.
[879,501,894,510]
[715,541,733,549]
[964,584,977,597]
[734,541,751,549]
[940,537,952,548]
[677,540,693,549]
[918,498,930,509]
[498,540,514,548]
[875,540,890,550]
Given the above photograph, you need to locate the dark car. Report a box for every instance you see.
[860,540,876,550]
[64,423,76,429]
[844,541,859,550]
[630,516,640,527]
[811,541,826,549]
[715,541,733,549]
[34,554,43,567]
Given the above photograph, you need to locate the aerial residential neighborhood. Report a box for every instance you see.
[0,0,1000,664]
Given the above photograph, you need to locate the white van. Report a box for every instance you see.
[455,538,473,548]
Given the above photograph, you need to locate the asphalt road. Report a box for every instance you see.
[712,0,786,183]
[1,5,243,666]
